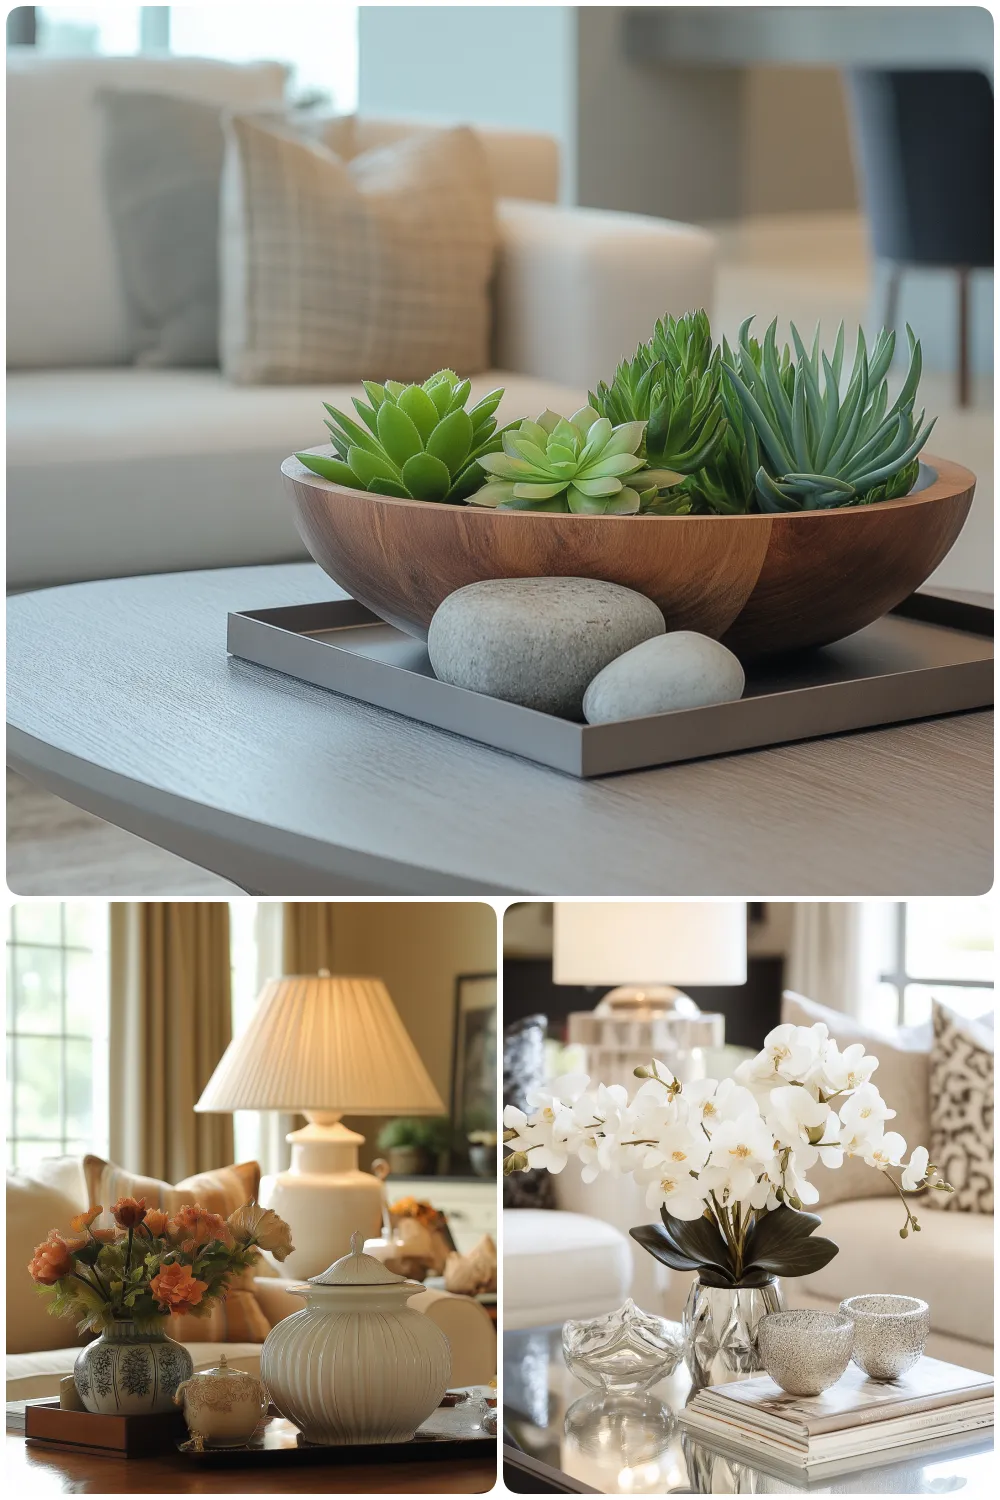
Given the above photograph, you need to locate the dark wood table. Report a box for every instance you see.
[7,1430,496,1493]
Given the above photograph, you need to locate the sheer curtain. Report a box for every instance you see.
[786,902,896,1021]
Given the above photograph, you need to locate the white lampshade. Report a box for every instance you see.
[553,903,747,987]
[195,974,444,1116]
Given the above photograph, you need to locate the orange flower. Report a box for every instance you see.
[110,1196,147,1230]
[143,1209,170,1237]
[150,1261,208,1315]
[70,1206,102,1234]
[91,1228,119,1244]
[172,1204,234,1252]
[28,1231,76,1285]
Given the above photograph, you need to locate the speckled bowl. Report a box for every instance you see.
[840,1294,930,1381]
[757,1309,855,1396]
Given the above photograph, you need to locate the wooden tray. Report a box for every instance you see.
[227,588,992,779]
[11,1398,187,1457]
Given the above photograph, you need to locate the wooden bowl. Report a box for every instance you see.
[282,452,975,657]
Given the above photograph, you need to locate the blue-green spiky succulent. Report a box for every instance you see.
[296,369,512,503]
[723,319,933,511]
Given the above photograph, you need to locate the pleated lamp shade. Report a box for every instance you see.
[195,974,444,1116]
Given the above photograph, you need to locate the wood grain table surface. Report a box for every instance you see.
[6,1432,495,1493]
[6,564,993,896]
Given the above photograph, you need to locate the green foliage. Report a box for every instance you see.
[296,369,511,503]
[468,406,648,514]
[631,1203,839,1288]
[722,318,934,511]
[589,311,727,494]
[377,1116,454,1151]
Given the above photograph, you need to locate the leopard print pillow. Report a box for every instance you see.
[926,1000,994,1213]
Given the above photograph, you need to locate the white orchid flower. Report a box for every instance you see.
[864,1131,907,1171]
[702,1107,777,1203]
[901,1145,930,1192]
[839,1080,896,1141]
[636,1158,709,1219]
[740,1022,829,1087]
[525,1072,590,1112]
[502,1102,573,1174]
[819,1039,879,1095]
[767,1084,831,1147]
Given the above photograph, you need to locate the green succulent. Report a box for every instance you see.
[296,369,511,503]
[590,311,727,488]
[723,318,934,511]
[468,406,650,514]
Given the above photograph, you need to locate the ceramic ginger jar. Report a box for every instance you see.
[261,1231,451,1445]
[173,1353,268,1448]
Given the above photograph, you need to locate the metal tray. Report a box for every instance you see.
[179,1405,495,1468]
[227,591,993,779]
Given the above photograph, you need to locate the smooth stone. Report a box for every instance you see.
[582,631,745,724]
[427,577,665,718]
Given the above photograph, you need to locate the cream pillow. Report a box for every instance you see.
[219,114,497,384]
[7,1166,89,1355]
[780,991,930,1208]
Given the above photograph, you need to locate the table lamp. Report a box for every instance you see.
[554,902,746,1085]
[196,972,444,1278]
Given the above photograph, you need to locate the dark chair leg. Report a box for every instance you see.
[957,267,971,408]
[884,264,901,336]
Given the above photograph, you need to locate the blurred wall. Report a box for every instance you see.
[331,901,497,1167]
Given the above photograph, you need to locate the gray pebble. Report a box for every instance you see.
[427,577,665,718]
[583,631,745,723]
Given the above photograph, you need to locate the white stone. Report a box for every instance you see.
[427,577,666,718]
[582,631,745,723]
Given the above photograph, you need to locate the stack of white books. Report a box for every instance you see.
[681,1357,993,1478]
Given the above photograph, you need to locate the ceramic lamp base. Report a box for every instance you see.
[259,1116,384,1279]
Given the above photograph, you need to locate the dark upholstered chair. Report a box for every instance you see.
[847,69,993,406]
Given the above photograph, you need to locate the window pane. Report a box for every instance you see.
[65,948,100,1036]
[7,1037,15,1139]
[13,946,63,1034]
[169,4,358,109]
[905,899,994,983]
[64,901,101,949]
[16,1038,63,1140]
[12,903,63,947]
[64,1039,94,1139]
[903,983,994,1028]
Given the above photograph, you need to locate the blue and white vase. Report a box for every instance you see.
[74,1319,194,1414]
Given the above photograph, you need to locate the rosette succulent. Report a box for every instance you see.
[468,407,650,514]
[296,369,511,503]
[723,318,932,511]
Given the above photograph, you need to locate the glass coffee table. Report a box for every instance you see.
[503,1326,994,1494]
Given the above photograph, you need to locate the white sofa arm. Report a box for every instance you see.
[494,199,716,390]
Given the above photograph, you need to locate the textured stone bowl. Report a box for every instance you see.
[757,1309,855,1396]
[840,1294,930,1381]
[282,453,974,657]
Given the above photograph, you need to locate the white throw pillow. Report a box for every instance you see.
[6,52,288,368]
[6,1163,88,1356]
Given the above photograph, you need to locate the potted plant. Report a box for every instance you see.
[503,1023,951,1388]
[377,1116,454,1176]
[467,1130,498,1179]
[28,1197,293,1414]
[282,315,975,656]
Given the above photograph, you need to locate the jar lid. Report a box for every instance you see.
[308,1230,422,1287]
[194,1354,256,1380]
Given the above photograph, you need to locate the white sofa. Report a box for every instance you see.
[5,51,716,590]
[7,1156,497,1400]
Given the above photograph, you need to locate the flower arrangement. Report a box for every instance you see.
[29,1197,294,1335]
[503,1021,952,1287]
[300,312,933,516]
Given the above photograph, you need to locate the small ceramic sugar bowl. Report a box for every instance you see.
[174,1354,268,1449]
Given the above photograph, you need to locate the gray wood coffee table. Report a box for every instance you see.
[6,564,993,896]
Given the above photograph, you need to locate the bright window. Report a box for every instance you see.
[33,6,143,54]
[228,900,284,1163]
[879,900,994,1027]
[6,902,110,1172]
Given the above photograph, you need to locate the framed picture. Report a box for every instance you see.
[451,972,497,1134]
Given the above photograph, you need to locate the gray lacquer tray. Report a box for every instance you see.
[226,592,993,779]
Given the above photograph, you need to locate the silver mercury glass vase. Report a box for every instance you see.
[682,1278,784,1388]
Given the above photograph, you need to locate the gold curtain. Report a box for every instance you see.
[282,903,338,973]
[109,903,234,1180]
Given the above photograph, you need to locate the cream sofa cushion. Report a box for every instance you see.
[781,991,930,1207]
[7,1165,88,1356]
[504,1210,633,1331]
[6,51,288,368]
[220,116,497,384]
[7,1342,263,1401]
[794,1197,993,1348]
[6,367,583,588]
